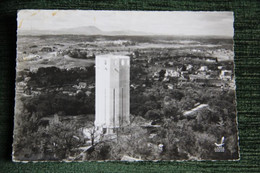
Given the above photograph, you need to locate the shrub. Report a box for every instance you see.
[144,109,161,120]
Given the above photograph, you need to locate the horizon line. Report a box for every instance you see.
[17,33,233,38]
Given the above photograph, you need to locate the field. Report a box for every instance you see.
[13,35,239,161]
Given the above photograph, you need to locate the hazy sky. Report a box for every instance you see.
[18,10,234,37]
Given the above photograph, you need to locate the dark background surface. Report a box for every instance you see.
[0,0,259,172]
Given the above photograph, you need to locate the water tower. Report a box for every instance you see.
[95,55,130,134]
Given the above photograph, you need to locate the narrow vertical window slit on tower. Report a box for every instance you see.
[113,88,115,128]
[122,87,123,126]
[104,89,106,123]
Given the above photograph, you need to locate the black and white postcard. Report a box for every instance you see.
[13,10,239,161]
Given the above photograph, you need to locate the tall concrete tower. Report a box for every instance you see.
[95,55,130,134]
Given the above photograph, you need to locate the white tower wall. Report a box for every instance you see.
[95,55,130,133]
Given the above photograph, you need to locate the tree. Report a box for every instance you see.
[108,126,151,160]
[83,122,102,146]
[159,69,166,78]
[144,109,161,120]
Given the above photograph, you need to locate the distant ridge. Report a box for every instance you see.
[18,25,152,36]
[61,26,103,35]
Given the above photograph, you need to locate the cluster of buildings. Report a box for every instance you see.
[150,62,233,89]
[128,49,234,92]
